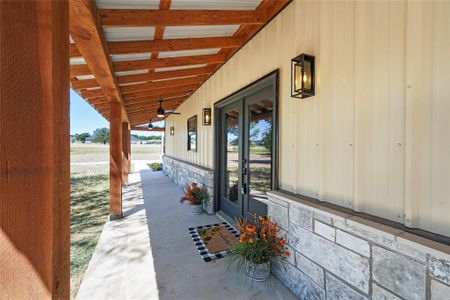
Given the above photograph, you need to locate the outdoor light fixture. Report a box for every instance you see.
[291,53,315,99]
[202,108,212,126]
[170,126,174,135]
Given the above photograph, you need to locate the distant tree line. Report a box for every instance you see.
[73,128,161,144]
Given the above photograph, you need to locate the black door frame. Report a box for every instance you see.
[214,70,279,217]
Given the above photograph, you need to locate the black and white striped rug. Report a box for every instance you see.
[188,222,240,262]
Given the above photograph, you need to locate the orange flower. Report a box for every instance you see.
[246,225,256,233]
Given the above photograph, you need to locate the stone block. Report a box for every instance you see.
[272,260,325,300]
[334,217,400,250]
[285,246,296,266]
[429,256,450,285]
[288,223,370,293]
[326,273,368,300]
[431,279,450,300]
[314,212,332,225]
[336,229,370,257]
[372,246,426,300]
[267,200,289,230]
[289,203,313,230]
[372,283,401,300]
[314,220,335,241]
[296,253,324,287]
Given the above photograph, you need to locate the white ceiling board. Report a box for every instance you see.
[155,64,207,72]
[70,57,86,65]
[163,25,239,39]
[111,53,151,62]
[96,0,159,9]
[104,27,155,42]
[170,0,262,10]
[76,75,95,80]
[115,69,149,76]
[157,48,220,59]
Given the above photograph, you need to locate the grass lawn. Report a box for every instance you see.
[70,171,109,298]
[70,142,162,298]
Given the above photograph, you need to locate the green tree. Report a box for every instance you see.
[75,132,90,143]
[93,128,110,144]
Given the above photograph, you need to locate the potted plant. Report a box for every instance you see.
[228,216,289,282]
[179,182,209,215]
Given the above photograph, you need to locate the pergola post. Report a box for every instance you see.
[128,130,132,173]
[122,122,130,184]
[0,1,69,298]
[110,101,123,220]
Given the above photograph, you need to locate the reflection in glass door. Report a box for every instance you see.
[219,104,242,220]
[243,88,272,220]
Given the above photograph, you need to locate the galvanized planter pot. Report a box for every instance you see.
[190,204,203,215]
[245,260,270,282]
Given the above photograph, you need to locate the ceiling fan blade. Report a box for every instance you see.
[166,112,181,115]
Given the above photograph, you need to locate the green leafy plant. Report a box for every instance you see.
[149,162,162,171]
[179,182,209,205]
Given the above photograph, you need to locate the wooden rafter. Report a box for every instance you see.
[69,0,128,120]
[123,84,198,101]
[72,65,215,90]
[130,126,165,132]
[70,54,225,76]
[120,75,207,94]
[117,66,215,84]
[99,9,267,27]
[70,36,243,57]
[152,0,171,60]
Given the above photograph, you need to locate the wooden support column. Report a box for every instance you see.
[110,101,123,220]
[128,130,132,173]
[122,122,130,184]
[0,1,70,299]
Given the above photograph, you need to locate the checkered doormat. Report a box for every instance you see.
[189,222,240,262]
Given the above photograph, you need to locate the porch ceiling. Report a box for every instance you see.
[69,0,290,126]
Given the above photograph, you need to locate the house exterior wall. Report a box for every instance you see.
[267,190,450,300]
[162,155,214,214]
[165,0,450,237]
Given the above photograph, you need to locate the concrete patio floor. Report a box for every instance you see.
[76,170,296,300]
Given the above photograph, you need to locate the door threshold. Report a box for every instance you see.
[216,211,236,227]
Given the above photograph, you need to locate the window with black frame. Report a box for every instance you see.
[187,115,197,151]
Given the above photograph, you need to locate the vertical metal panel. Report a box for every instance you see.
[165,0,450,237]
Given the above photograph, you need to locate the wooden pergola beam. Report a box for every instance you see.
[117,65,215,84]
[151,0,171,60]
[70,54,224,76]
[69,0,128,121]
[70,36,243,57]
[130,126,165,132]
[120,75,208,94]
[99,9,267,27]
[123,84,197,101]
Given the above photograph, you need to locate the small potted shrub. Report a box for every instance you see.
[228,216,289,282]
[179,183,209,215]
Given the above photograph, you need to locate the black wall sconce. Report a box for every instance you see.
[291,53,315,99]
[170,126,174,135]
[202,108,212,126]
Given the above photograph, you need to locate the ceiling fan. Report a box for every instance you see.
[156,99,181,118]
[147,118,153,129]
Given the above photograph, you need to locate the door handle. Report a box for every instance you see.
[242,167,247,175]
[241,183,247,195]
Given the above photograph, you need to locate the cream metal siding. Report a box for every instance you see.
[165,0,450,237]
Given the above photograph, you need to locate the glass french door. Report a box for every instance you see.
[218,85,274,221]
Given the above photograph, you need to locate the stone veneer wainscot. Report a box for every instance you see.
[162,155,214,214]
[266,190,450,300]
